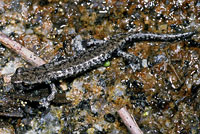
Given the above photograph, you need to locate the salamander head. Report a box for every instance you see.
[11,67,36,90]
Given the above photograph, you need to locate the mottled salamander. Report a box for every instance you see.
[11,32,195,104]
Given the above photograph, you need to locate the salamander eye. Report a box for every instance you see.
[15,67,25,74]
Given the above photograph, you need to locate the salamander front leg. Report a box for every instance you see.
[117,50,142,72]
[40,83,57,108]
[47,83,57,101]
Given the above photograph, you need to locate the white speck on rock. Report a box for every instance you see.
[94,124,103,131]
[142,59,148,68]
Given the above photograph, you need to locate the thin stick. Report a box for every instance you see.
[165,51,182,83]
[118,107,143,134]
[168,63,182,83]
[0,32,46,83]
[0,32,46,66]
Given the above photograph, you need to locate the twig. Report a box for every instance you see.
[0,32,46,66]
[164,50,192,93]
[165,50,182,84]
[118,107,143,134]
[0,32,46,85]
[168,63,182,83]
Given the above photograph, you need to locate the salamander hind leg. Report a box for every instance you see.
[117,50,142,72]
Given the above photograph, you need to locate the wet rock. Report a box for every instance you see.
[104,113,115,123]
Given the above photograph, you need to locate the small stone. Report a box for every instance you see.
[104,113,115,123]
[143,111,149,117]
[142,59,148,68]
[103,61,110,67]
[39,0,49,6]
[87,128,95,134]
[159,24,168,32]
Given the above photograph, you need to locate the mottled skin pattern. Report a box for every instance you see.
[11,32,195,90]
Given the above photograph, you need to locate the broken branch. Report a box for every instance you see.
[118,107,143,134]
[0,32,46,66]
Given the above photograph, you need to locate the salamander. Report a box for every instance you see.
[11,32,195,90]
